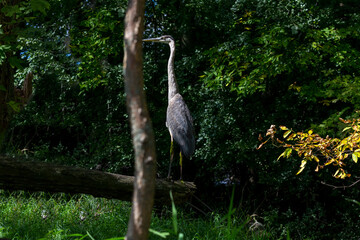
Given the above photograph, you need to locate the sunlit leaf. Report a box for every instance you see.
[352,153,358,163]
[313,155,320,162]
[279,126,288,130]
[300,159,307,168]
[296,160,307,175]
[149,229,170,239]
[277,150,286,161]
[342,126,352,132]
[296,166,305,175]
[283,130,291,138]
[285,148,292,158]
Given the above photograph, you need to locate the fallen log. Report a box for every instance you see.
[0,156,196,205]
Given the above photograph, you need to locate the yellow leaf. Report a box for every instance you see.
[308,129,313,135]
[287,133,296,140]
[342,126,352,132]
[300,159,307,168]
[283,130,291,138]
[313,155,320,162]
[352,153,358,163]
[296,166,305,175]
[277,151,286,161]
[279,126,288,131]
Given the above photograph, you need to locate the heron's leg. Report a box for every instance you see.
[167,136,174,179]
[179,152,183,180]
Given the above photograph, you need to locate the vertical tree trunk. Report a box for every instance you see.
[0,59,14,146]
[0,0,21,146]
[0,53,15,148]
[123,0,157,240]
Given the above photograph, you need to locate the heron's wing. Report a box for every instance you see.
[167,93,195,159]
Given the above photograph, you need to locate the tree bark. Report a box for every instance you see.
[0,156,195,205]
[0,0,22,147]
[0,59,14,146]
[123,0,157,240]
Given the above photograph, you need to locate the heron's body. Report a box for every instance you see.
[143,35,195,179]
[167,93,195,159]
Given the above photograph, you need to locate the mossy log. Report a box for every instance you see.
[0,156,196,205]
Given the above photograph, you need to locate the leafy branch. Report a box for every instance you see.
[258,118,360,179]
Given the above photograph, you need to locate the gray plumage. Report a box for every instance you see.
[143,35,195,178]
[167,93,195,159]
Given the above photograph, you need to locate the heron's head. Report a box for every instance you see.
[143,35,174,44]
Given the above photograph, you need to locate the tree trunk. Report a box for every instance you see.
[0,59,14,146]
[123,0,157,240]
[0,156,196,205]
[0,0,21,147]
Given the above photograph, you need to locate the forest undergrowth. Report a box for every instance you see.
[0,190,273,240]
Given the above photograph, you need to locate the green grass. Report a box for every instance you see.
[0,190,271,240]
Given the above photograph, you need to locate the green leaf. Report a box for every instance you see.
[8,56,24,69]
[86,231,96,240]
[170,191,178,235]
[345,198,360,207]
[277,148,292,160]
[7,100,21,112]
[285,148,292,158]
[149,229,170,239]
[29,0,50,15]
[104,238,125,240]
[0,85,6,91]
[1,5,20,17]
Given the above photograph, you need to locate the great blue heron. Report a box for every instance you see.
[143,35,195,180]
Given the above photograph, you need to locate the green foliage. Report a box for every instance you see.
[0,191,130,239]
[70,0,126,91]
[0,191,274,240]
[3,0,360,239]
[5,0,133,172]
[202,0,360,107]
[0,0,50,65]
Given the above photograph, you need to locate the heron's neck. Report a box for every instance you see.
[168,41,179,102]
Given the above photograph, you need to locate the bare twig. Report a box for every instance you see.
[321,178,360,189]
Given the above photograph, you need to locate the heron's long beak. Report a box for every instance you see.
[143,37,162,42]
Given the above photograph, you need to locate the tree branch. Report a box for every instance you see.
[321,178,360,190]
[0,156,195,205]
